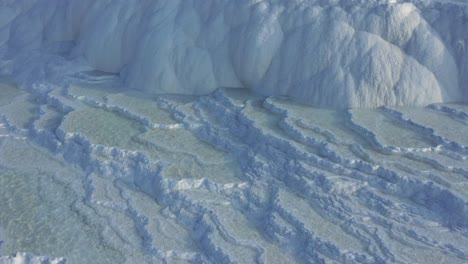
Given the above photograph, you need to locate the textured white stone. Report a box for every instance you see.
[1,0,467,107]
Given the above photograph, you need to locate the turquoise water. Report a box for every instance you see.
[0,83,467,263]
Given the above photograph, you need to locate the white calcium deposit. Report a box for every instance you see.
[1,0,467,108]
[0,1,467,263]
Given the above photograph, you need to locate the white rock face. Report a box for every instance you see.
[0,253,65,264]
[0,0,467,107]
